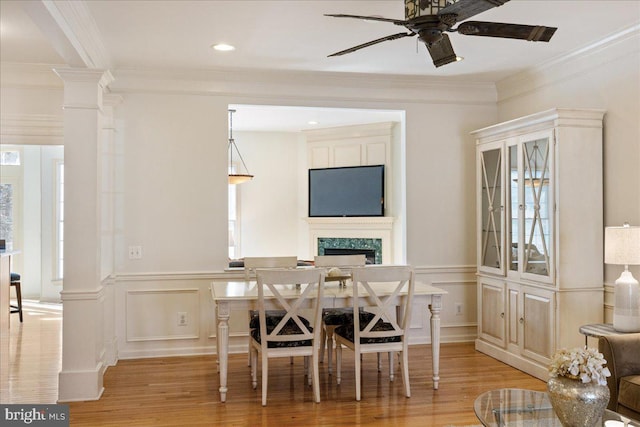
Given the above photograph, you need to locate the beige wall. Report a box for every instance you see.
[235,130,303,258]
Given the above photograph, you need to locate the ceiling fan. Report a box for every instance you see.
[326,0,557,68]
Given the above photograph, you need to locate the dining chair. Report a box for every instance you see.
[314,254,366,374]
[10,272,23,322]
[334,265,415,401]
[243,256,298,280]
[244,256,299,369]
[249,267,325,406]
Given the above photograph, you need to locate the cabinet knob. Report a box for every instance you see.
[500,312,505,318]
[519,317,524,324]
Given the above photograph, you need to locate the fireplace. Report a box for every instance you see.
[307,217,394,264]
[318,237,382,264]
[323,248,377,264]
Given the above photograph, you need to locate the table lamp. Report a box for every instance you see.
[604,223,640,332]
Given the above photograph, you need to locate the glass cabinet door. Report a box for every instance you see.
[520,137,552,280]
[507,143,519,273]
[479,146,504,273]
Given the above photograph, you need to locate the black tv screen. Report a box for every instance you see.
[308,165,384,217]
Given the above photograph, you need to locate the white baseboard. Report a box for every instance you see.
[58,363,105,402]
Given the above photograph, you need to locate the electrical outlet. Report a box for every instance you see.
[128,246,143,260]
[455,303,463,316]
[177,312,188,326]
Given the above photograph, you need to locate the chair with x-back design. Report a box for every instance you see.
[334,265,415,401]
[314,254,366,374]
[244,256,299,369]
[249,267,325,406]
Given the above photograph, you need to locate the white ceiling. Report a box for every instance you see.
[1,0,639,131]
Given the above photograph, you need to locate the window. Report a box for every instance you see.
[0,151,21,166]
[0,183,14,245]
[55,161,64,279]
[0,149,21,248]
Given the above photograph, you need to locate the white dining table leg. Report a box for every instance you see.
[216,300,230,402]
[429,295,443,390]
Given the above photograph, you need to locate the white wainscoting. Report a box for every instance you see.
[114,266,478,359]
[604,284,614,323]
[126,288,200,341]
[115,273,220,359]
[413,265,479,344]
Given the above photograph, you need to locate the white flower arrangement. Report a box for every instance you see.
[549,347,611,386]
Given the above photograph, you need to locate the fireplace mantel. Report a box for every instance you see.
[306,217,395,263]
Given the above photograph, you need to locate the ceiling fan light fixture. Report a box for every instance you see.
[327,0,556,69]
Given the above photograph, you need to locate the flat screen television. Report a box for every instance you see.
[308,165,384,217]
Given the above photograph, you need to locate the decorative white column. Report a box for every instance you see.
[101,94,123,368]
[54,68,114,402]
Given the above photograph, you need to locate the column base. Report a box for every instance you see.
[58,362,105,402]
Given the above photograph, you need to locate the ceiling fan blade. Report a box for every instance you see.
[439,0,509,23]
[328,32,414,57]
[325,14,406,25]
[457,21,557,42]
[425,33,458,68]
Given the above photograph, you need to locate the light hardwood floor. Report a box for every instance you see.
[2,302,547,426]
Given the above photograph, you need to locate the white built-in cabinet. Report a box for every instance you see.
[473,108,605,380]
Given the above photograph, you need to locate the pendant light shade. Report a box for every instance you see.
[228,109,253,184]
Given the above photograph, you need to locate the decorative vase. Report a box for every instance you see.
[547,376,610,427]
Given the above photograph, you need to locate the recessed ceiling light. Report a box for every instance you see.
[455,56,464,62]
[212,43,235,52]
[308,121,319,125]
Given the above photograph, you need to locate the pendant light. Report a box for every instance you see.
[227,109,253,184]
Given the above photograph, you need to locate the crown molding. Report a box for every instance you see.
[303,121,395,141]
[109,66,498,106]
[496,24,640,103]
[0,113,63,145]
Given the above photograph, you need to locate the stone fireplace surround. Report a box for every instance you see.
[307,217,394,264]
[319,238,381,264]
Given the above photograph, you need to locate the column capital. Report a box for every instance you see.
[53,68,114,88]
[103,94,124,108]
[53,68,114,110]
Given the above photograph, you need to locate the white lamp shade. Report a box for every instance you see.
[604,225,640,265]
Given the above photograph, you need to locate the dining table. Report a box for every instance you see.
[210,278,447,402]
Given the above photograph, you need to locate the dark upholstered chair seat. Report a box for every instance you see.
[335,320,402,344]
[249,311,314,348]
[249,309,311,329]
[322,307,375,326]
[250,328,313,348]
[10,272,20,281]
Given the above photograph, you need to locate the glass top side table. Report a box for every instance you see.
[474,388,639,427]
